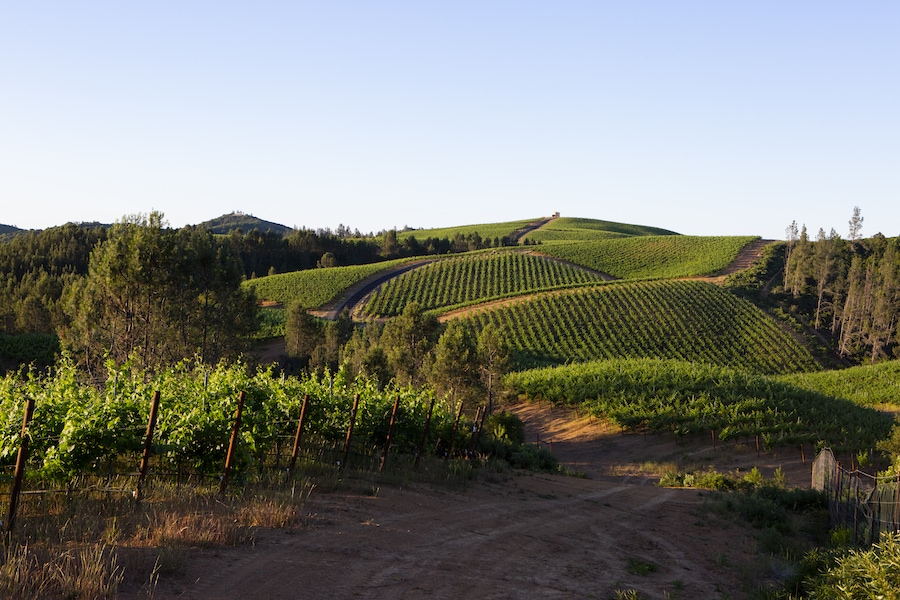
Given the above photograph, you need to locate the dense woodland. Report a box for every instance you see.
[781,213,900,362]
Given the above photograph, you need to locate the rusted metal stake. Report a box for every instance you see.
[219,391,246,498]
[414,398,435,469]
[341,394,360,471]
[711,430,716,451]
[380,395,401,473]
[135,390,161,502]
[6,397,35,533]
[287,395,310,477]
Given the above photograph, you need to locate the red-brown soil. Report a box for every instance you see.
[126,401,815,600]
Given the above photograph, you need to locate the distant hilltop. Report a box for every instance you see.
[0,213,297,239]
[198,212,294,236]
[0,224,25,235]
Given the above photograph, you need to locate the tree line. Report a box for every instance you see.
[782,207,900,363]
[284,302,510,409]
[0,218,515,341]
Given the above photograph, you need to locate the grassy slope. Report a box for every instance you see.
[523,216,678,242]
[396,218,539,242]
[244,257,414,308]
[537,235,758,279]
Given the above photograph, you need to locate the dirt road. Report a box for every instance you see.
[136,402,810,600]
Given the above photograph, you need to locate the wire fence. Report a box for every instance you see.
[2,390,484,532]
[812,448,900,545]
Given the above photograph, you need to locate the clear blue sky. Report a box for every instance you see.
[2,2,897,239]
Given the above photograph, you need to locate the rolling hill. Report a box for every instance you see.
[199,212,295,236]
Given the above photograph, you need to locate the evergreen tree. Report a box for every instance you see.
[61,213,257,374]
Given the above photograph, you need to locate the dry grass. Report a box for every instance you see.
[605,460,681,478]
[0,476,315,599]
[0,542,123,600]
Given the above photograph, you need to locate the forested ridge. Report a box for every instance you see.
[780,215,900,363]
[0,216,516,338]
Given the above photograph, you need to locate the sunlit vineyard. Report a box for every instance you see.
[363,251,607,317]
[506,358,892,451]
[0,359,461,480]
[522,217,677,243]
[537,235,758,279]
[778,360,900,408]
[463,280,820,374]
[244,257,414,308]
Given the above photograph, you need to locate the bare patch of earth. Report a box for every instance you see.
[123,402,814,600]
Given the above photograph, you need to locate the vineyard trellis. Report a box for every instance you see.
[363,251,605,317]
[813,448,900,545]
[469,280,821,374]
[0,361,492,533]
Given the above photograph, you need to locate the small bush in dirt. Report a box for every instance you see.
[485,411,526,445]
[658,468,735,491]
[626,557,658,576]
[477,433,557,472]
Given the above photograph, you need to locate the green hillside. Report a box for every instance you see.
[244,257,415,308]
[522,217,678,242]
[537,235,758,279]
[396,218,538,242]
[507,358,890,451]
[464,280,820,374]
[778,360,900,408]
[363,250,607,317]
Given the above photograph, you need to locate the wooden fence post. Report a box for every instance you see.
[135,390,161,502]
[219,391,246,498]
[341,394,360,471]
[6,397,35,533]
[380,395,401,473]
[287,395,310,477]
[447,400,464,459]
[468,405,488,456]
[414,398,435,469]
[893,475,900,532]
[473,404,488,453]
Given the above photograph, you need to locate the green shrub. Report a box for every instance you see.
[805,532,900,599]
[485,411,526,446]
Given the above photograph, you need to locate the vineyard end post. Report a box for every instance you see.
[6,397,35,533]
[219,391,246,498]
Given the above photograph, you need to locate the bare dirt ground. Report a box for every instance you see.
[126,401,816,600]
